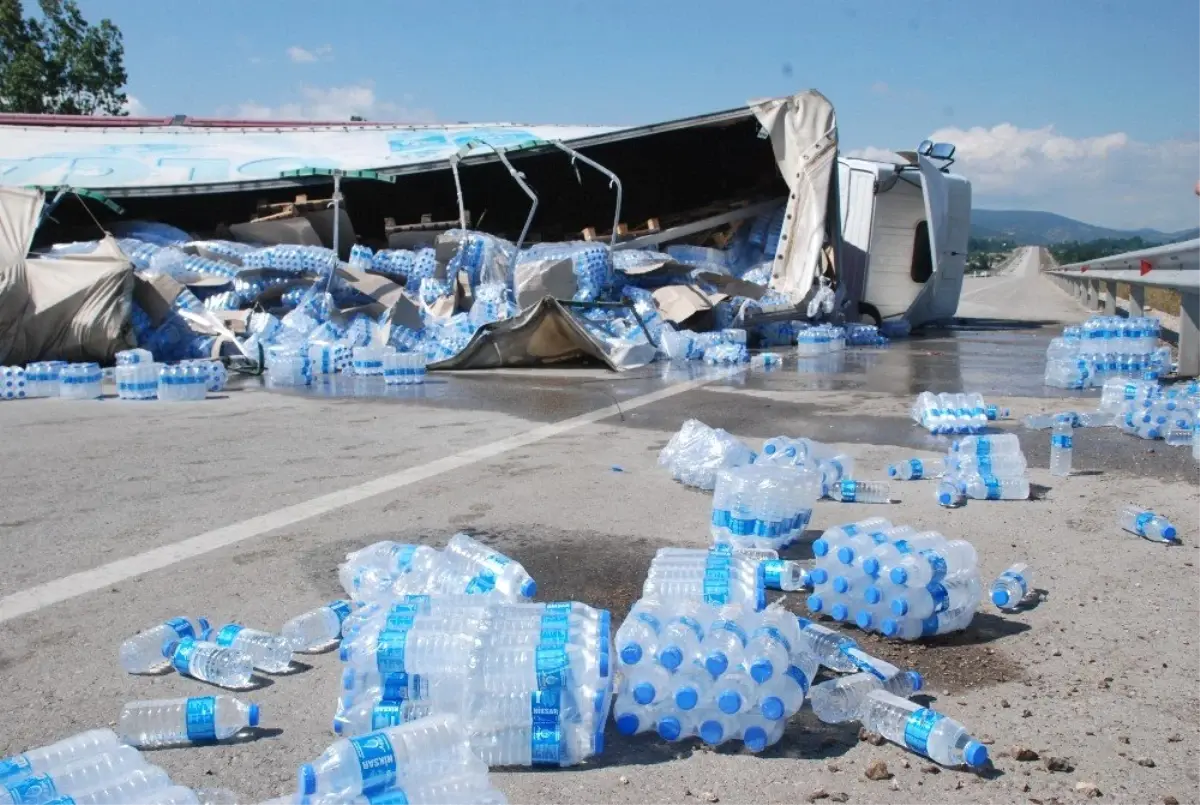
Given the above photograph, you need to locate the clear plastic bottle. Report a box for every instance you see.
[821,517,892,542]
[697,711,739,746]
[755,656,817,720]
[203,624,294,673]
[935,480,965,508]
[615,600,662,667]
[442,533,537,599]
[332,700,435,738]
[701,605,749,676]
[656,603,716,671]
[810,669,923,723]
[879,603,978,640]
[951,433,1021,456]
[1023,412,1077,430]
[990,563,1032,610]
[887,540,978,588]
[888,576,982,619]
[744,610,802,682]
[740,716,786,754]
[669,665,714,712]
[623,663,671,706]
[1119,505,1179,543]
[1049,420,1073,476]
[859,690,989,769]
[795,618,860,672]
[299,715,473,796]
[656,712,699,742]
[956,474,1030,501]
[943,452,1027,478]
[887,459,926,481]
[0,747,149,805]
[711,670,756,715]
[612,699,657,736]
[312,774,493,805]
[164,639,255,688]
[985,405,1009,421]
[36,767,172,805]
[120,617,210,674]
[468,721,596,767]
[760,560,809,591]
[119,696,260,747]
[282,600,355,652]
[0,731,124,786]
[828,480,891,504]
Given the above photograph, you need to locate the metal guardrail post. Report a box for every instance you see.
[1181,291,1200,377]
[1102,280,1117,315]
[1128,285,1146,317]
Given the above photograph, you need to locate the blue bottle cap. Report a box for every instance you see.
[659,646,683,671]
[888,465,898,478]
[809,568,828,585]
[964,740,990,768]
[699,719,725,745]
[812,539,829,557]
[832,577,850,594]
[862,557,880,577]
[836,546,855,565]
[855,610,873,630]
[760,695,785,721]
[717,691,742,715]
[299,764,317,796]
[599,648,610,678]
[675,686,699,710]
[749,659,774,683]
[864,586,882,604]
[620,643,643,666]
[331,718,342,735]
[991,588,1010,608]
[615,713,641,736]
[880,619,900,637]
[806,594,824,613]
[890,567,909,586]
[756,580,767,612]
[632,682,656,706]
[743,726,768,753]
[162,640,179,659]
[658,717,683,741]
[891,598,910,616]
[338,646,350,662]
[937,490,955,507]
[198,617,211,635]
[830,603,849,621]
[341,668,356,691]
[520,579,537,598]
[704,652,729,678]
[908,671,924,691]
[1163,525,1178,540]
[248,704,260,728]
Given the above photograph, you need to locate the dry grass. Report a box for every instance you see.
[1115,283,1181,315]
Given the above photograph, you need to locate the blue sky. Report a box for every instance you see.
[80,0,1200,230]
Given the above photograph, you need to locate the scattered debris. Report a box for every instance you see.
[863,760,893,781]
[1135,757,1156,768]
[1013,746,1040,762]
[1044,757,1075,773]
[807,790,829,803]
[1075,781,1102,798]
[701,791,719,803]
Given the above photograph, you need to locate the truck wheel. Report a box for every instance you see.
[857,302,882,326]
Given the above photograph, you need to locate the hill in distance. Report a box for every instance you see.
[971,209,1199,246]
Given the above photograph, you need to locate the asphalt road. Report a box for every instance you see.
[0,250,1196,805]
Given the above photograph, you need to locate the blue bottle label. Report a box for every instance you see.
[784,664,810,694]
[400,595,431,610]
[903,708,945,756]
[678,616,705,642]
[841,646,887,679]
[384,606,419,631]
[761,560,782,589]
[171,639,198,675]
[464,572,496,594]
[710,508,730,529]
[892,540,911,554]
[917,549,949,582]
[390,545,418,571]
[1000,571,1028,599]
[185,696,218,741]
[713,619,748,645]
[382,672,417,701]
[928,583,950,614]
[709,543,734,556]
[544,602,572,614]
[481,551,511,574]
[535,646,568,688]
[213,624,243,648]
[839,479,857,502]
[1051,434,1072,449]
[539,618,570,647]
[376,631,409,675]
[327,600,353,624]
[370,704,405,730]
[1135,512,1152,536]
[531,725,562,766]
[703,577,730,606]
[983,478,1002,500]
[908,459,924,479]
[349,733,397,794]
[0,757,32,782]
[530,686,562,724]
[366,790,409,805]
[751,625,791,653]
[976,440,991,456]
[5,775,57,804]
[165,617,196,640]
[635,612,660,631]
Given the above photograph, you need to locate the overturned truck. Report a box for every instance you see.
[0,90,970,371]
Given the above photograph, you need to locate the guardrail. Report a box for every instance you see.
[1045,238,1200,377]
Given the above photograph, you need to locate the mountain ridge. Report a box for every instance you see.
[970,209,1198,246]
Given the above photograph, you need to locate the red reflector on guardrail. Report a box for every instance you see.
[1080,265,1089,273]
[1139,259,1152,276]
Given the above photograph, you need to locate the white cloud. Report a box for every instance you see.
[229,83,435,123]
[120,94,149,116]
[853,123,1200,231]
[846,146,907,164]
[287,45,333,63]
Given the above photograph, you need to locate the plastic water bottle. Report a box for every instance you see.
[985,405,1009,421]
[119,696,260,747]
[887,459,926,481]
[943,452,1027,478]
[468,721,598,768]
[655,603,714,671]
[298,715,473,797]
[828,480,891,504]
[858,690,989,769]
[879,603,978,640]
[614,600,661,668]
[887,540,978,588]
[442,534,537,599]
[120,617,210,674]
[1119,505,1179,543]
[743,609,802,682]
[164,639,255,688]
[202,624,293,672]
[32,767,173,805]
[760,560,809,592]
[332,699,435,737]
[0,747,149,805]
[990,563,1032,610]
[1049,420,1073,476]
[795,618,860,672]
[282,601,356,652]
[954,474,1030,501]
[0,731,124,786]
[810,668,923,723]
[888,576,982,619]
[951,433,1021,456]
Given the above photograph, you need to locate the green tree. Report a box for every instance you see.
[0,0,127,115]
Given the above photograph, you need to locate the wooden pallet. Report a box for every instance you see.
[250,193,332,222]
[581,218,661,243]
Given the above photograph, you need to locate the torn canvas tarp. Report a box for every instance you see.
[429,296,655,372]
[0,187,136,365]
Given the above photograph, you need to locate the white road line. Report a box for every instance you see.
[0,376,715,625]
